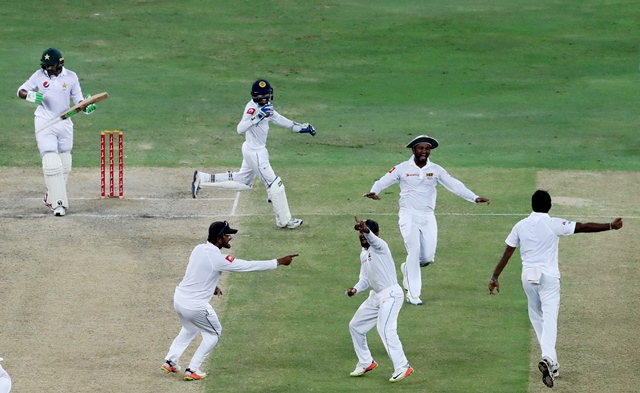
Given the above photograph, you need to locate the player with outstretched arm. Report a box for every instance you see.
[192,79,316,229]
[488,190,623,388]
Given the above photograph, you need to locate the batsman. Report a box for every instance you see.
[17,48,98,216]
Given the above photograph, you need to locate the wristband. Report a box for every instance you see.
[490,277,498,282]
[609,222,612,230]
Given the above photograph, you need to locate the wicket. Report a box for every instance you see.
[100,130,124,198]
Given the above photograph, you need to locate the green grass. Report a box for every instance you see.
[1,0,638,392]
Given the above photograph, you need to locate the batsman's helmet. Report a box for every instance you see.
[40,48,64,67]
[251,79,274,103]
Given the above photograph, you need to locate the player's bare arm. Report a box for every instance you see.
[575,217,623,233]
[488,245,516,294]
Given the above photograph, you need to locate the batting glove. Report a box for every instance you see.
[300,123,316,136]
[26,91,43,104]
[83,94,97,115]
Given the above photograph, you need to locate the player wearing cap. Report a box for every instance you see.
[17,48,97,216]
[488,190,623,388]
[192,79,316,230]
[0,357,11,393]
[161,221,299,381]
[347,217,413,383]
[364,135,490,306]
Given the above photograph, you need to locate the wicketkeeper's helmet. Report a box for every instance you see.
[40,48,64,67]
[251,79,274,103]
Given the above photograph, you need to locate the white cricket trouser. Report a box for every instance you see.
[349,284,409,373]
[522,273,560,364]
[34,116,73,155]
[0,364,11,393]
[165,302,222,372]
[399,210,438,299]
[233,142,277,187]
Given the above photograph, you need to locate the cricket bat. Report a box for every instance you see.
[35,92,109,134]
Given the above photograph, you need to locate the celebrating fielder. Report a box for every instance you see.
[364,135,490,306]
[192,79,316,229]
[17,48,98,216]
[488,190,623,388]
[347,217,413,383]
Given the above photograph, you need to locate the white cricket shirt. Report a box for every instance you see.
[353,232,399,294]
[505,212,576,278]
[17,67,84,120]
[237,100,295,149]
[174,242,277,310]
[370,157,479,213]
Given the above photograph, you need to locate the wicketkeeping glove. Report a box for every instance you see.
[299,123,316,136]
[26,91,43,104]
[251,103,273,125]
[83,94,97,115]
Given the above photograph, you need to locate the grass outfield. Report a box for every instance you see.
[1,1,638,392]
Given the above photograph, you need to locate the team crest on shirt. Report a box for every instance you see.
[42,81,49,89]
[225,255,235,262]
[62,83,68,90]
[426,173,434,178]
[247,108,256,115]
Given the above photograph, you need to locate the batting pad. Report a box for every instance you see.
[199,181,253,191]
[60,151,72,183]
[42,152,68,208]
[267,177,292,227]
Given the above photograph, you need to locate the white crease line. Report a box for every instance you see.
[231,192,241,216]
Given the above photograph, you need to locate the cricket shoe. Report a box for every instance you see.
[53,206,66,217]
[401,262,409,291]
[184,368,207,381]
[538,356,556,388]
[405,296,423,306]
[389,366,414,382]
[350,360,378,377]
[161,359,181,373]
[191,170,201,199]
[286,218,303,229]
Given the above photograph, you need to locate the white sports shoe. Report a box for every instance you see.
[389,366,414,382]
[405,296,423,306]
[191,170,201,199]
[538,356,556,388]
[400,262,409,291]
[350,360,378,377]
[53,206,66,217]
[286,218,303,229]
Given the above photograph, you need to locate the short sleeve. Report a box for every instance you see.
[549,217,576,236]
[505,222,520,248]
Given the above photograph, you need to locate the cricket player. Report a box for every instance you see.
[364,135,490,305]
[347,217,413,383]
[161,220,299,381]
[488,190,623,388]
[0,357,11,393]
[191,79,316,229]
[17,48,97,216]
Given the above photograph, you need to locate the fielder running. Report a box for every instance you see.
[161,221,299,381]
[488,190,623,388]
[192,79,316,229]
[17,48,97,216]
[364,135,490,305]
[347,217,413,383]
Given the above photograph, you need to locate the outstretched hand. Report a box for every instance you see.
[353,215,370,233]
[363,192,380,200]
[277,254,300,266]
[488,279,499,295]
[214,286,223,296]
[346,288,357,297]
[475,197,490,205]
[611,217,623,230]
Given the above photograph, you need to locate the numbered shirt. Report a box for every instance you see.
[370,157,479,213]
[17,67,84,120]
[352,232,399,294]
[174,242,277,310]
[506,212,577,278]
[236,100,295,149]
